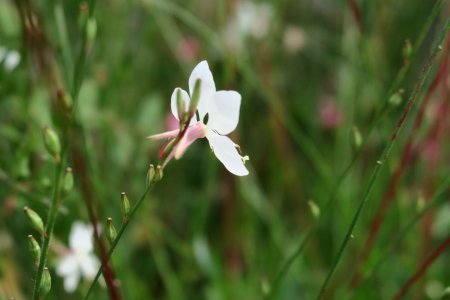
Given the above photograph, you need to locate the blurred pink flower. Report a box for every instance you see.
[177,37,200,63]
[318,98,343,129]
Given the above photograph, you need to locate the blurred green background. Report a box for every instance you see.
[1,0,449,299]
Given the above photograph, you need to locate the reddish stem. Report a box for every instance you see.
[350,47,449,288]
[392,234,450,300]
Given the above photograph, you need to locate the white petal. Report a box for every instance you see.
[64,272,80,293]
[56,255,78,276]
[170,88,191,120]
[188,61,216,119]
[206,131,249,176]
[208,91,241,135]
[69,222,94,254]
[4,50,20,71]
[79,254,100,278]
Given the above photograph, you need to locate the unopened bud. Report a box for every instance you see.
[146,164,155,186]
[28,235,41,267]
[120,192,130,222]
[188,79,202,117]
[308,200,320,219]
[43,126,61,161]
[63,167,74,193]
[351,126,362,151]
[388,89,403,107]
[24,207,45,235]
[86,17,97,52]
[106,218,117,245]
[176,89,186,123]
[402,39,412,61]
[416,193,425,213]
[40,267,51,297]
[155,165,163,182]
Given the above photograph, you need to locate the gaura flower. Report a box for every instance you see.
[56,222,100,293]
[147,61,249,176]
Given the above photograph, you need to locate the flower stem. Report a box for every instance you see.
[314,17,450,300]
[32,147,66,300]
[83,182,154,300]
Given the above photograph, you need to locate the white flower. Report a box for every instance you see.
[56,222,100,293]
[147,61,249,176]
[0,47,20,71]
[224,1,273,52]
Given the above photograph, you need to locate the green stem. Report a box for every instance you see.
[32,149,66,300]
[83,182,154,300]
[314,18,450,300]
[354,174,450,295]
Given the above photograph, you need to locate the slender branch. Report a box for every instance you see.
[32,149,66,300]
[315,17,450,300]
[392,234,450,300]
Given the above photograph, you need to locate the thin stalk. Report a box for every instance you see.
[314,18,450,300]
[83,97,196,299]
[355,174,450,294]
[32,146,67,300]
[83,182,154,300]
[54,2,74,87]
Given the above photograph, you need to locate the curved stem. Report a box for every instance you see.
[83,182,154,300]
[314,18,450,300]
[32,148,66,300]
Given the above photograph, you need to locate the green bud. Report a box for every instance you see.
[307,200,321,219]
[63,167,74,193]
[86,17,97,52]
[120,192,130,222]
[402,39,412,61]
[188,79,202,117]
[351,126,362,151]
[146,164,155,186]
[40,267,51,297]
[388,89,403,107]
[27,235,41,267]
[155,165,163,182]
[43,126,61,161]
[106,218,117,245]
[416,193,425,213]
[24,207,45,235]
[176,89,186,123]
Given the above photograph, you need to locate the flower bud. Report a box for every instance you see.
[43,126,61,161]
[40,267,51,297]
[388,89,403,107]
[106,218,117,245]
[402,39,412,61]
[188,79,202,117]
[24,207,45,235]
[176,89,186,123]
[351,126,362,151]
[146,164,155,186]
[307,200,320,220]
[155,165,163,182]
[120,192,130,222]
[86,17,97,53]
[28,235,41,267]
[63,167,74,193]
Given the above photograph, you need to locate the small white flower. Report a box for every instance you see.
[56,222,100,293]
[148,61,249,176]
[224,1,273,52]
[0,49,20,71]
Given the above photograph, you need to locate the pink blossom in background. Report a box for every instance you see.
[177,37,200,63]
[318,98,343,129]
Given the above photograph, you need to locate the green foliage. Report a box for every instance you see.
[0,0,449,299]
